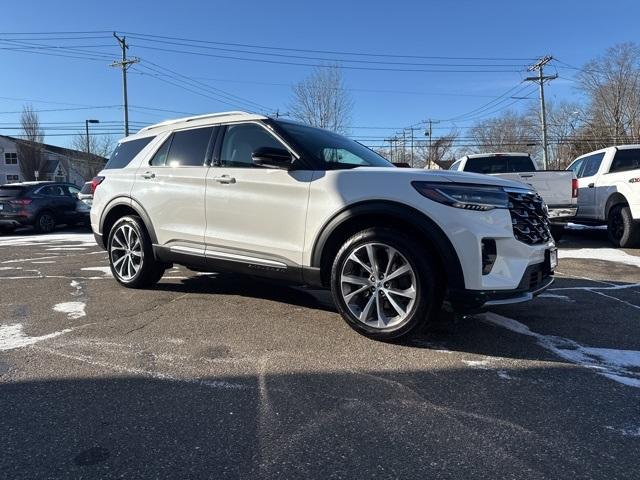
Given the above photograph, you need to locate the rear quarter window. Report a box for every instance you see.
[104,137,154,170]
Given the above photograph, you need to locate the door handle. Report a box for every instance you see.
[588,183,595,188]
[141,171,156,179]
[213,175,236,184]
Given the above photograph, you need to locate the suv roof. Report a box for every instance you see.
[133,111,266,139]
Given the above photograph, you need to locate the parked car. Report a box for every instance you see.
[450,153,577,240]
[0,181,84,234]
[91,111,557,341]
[566,145,640,247]
[73,181,93,226]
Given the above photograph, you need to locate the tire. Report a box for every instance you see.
[550,224,565,242]
[107,215,165,288]
[607,204,640,248]
[34,211,56,233]
[330,227,442,341]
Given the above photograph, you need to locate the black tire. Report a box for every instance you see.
[550,224,565,242]
[34,211,56,233]
[107,215,165,288]
[330,227,442,341]
[607,204,640,248]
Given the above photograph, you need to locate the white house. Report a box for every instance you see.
[0,135,106,186]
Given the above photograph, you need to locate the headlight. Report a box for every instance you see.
[412,182,509,211]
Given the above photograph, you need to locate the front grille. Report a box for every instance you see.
[507,190,551,245]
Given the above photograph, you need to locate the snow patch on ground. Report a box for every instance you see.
[81,266,111,276]
[559,248,640,268]
[483,313,640,388]
[538,293,573,302]
[53,301,86,320]
[462,359,491,369]
[0,232,95,248]
[0,323,72,351]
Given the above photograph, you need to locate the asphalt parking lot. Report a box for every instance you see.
[1,226,639,479]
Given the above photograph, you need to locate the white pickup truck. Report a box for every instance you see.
[566,145,640,248]
[450,153,578,238]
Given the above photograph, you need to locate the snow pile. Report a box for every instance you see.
[559,248,640,268]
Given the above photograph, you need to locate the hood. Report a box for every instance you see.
[353,167,533,190]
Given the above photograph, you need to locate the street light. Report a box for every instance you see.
[85,119,100,156]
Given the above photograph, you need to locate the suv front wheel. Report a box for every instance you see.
[331,228,441,341]
[108,215,165,288]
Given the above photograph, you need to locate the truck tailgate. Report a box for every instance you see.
[492,171,575,207]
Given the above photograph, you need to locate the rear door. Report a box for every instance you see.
[574,152,605,218]
[132,126,216,251]
[38,184,76,221]
[204,122,312,269]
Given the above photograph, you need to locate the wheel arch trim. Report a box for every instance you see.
[310,200,465,290]
[99,196,158,245]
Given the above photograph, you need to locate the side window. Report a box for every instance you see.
[610,148,640,173]
[165,127,213,167]
[323,148,366,165]
[219,123,285,168]
[66,186,80,197]
[150,135,172,167]
[568,158,584,176]
[580,153,605,178]
[39,185,65,196]
[449,160,461,171]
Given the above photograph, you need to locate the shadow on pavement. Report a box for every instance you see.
[1,368,637,479]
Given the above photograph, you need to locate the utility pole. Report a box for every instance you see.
[111,33,139,136]
[407,128,415,167]
[525,55,557,170]
[424,119,439,169]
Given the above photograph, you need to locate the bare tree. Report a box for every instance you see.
[17,105,47,181]
[69,133,116,158]
[289,65,353,134]
[576,42,640,146]
[470,110,539,158]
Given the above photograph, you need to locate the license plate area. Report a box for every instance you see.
[546,248,558,271]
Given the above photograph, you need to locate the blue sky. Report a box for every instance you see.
[1,0,639,149]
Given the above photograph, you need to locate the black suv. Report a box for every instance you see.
[0,181,85,234]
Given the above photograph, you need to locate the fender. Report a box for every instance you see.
[310,200,465,290]
[99,196,158,245]
[604,191,629,220]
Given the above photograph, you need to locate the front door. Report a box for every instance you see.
[132,126,216,252]
[204,122,312,270]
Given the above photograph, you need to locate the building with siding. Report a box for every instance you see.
[0,135,106,186]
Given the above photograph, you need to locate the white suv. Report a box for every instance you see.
[90,111,556,340]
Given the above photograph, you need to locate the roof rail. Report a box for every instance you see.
[138,111,251,133]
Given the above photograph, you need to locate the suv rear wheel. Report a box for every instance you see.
[608,204,640,248]
[34,211,56,233]
[108,215,165,288]
[330,227,441,341]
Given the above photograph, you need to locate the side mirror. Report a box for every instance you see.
[252,147,292,169]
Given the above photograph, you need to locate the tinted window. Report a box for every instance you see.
[80,183,92,195]
[276,120,392,169]
[166,127,213,167]
[39,185,66,196]
[610,148,640,173]
[150,135,172,167]
[464,155,534,174]
[0,186,25,197]
[220,123,284,168]
[105,137,154,170]
[580,153,605,178]
[449,160,461,171]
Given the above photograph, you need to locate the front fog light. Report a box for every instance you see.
[482,239,497,275]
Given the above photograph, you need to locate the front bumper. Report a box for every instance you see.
[448,258,554,312]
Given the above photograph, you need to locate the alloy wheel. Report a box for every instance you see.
[110,224,143,281]
[39,214,55,233]
[340,242,417,329]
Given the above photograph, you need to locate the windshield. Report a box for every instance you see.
[275,121,394,169]
[465,155,535,174]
